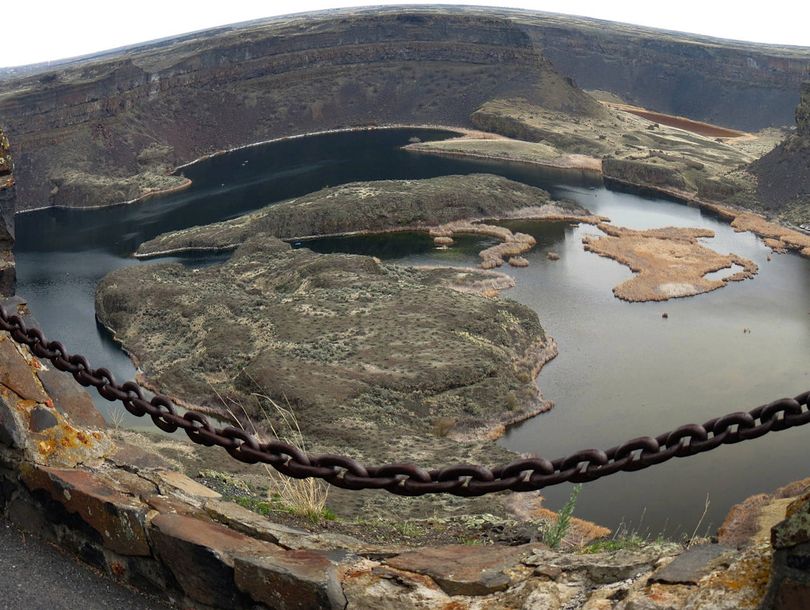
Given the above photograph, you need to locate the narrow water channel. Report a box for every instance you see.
[13,128,810,536]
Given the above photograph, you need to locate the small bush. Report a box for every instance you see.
[541,484,582,549]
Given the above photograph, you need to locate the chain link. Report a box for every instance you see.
[2,304,808,496]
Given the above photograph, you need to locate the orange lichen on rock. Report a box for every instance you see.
[583,223,758,302]
[699,547,772,606]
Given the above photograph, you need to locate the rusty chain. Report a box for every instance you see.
[1,304,808,496]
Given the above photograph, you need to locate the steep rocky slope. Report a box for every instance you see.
[513,10,810,131]
[750,82,810,226]
[0,11,600,210]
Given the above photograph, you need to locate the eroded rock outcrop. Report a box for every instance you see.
[751,83,810,226]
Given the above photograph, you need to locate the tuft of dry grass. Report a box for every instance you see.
[210,383,331,523]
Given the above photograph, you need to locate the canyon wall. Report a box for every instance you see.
[750,82,810,224]
[0,11,598,210]
[1,7,808,210]
[510,10,810,131]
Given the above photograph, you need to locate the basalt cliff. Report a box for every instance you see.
[1,7,809,211]
[750,82,810,226]
[0,127,13,294]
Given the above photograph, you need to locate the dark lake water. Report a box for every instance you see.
[14,128,810,537]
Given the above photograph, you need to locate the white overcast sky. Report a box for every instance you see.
[5,1,810,68]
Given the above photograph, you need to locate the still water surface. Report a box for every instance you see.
[14,128,810,536]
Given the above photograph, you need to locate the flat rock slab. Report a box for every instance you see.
[649,544,734,585]
[153,470,221,506]
[36,365,106,429]
[150,512,281,607]
[385,543,533,596]
[107,441,167,470]
[205,498,310,546]
[235,551,346,610]
[20,464,151,556]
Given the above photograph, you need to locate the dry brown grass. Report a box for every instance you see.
[210,383,330,522]
[582,223,758,302]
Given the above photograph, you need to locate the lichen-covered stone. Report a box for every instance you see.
[234,550,346,609]
[773,493,810,549]
[20,464,151,555]
[526,547,671,585]
[385,543,533,596]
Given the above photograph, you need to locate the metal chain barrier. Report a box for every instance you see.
[1,304,808,497]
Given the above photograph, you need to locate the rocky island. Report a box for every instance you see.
[135,173,601,266]
[97,235,555,475]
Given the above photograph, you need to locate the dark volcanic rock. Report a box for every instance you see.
[150,512,281,607]
[649,544,735,585]
[234,551,346,610]
[21,465,151,556]
[37,365,107,429]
